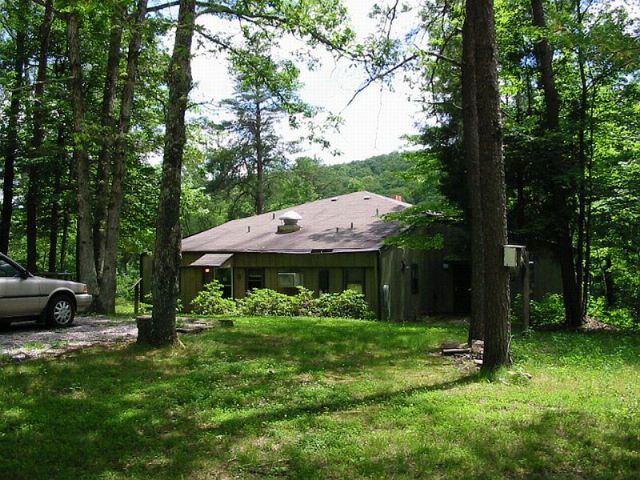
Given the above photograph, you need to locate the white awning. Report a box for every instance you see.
[189,253,234,268]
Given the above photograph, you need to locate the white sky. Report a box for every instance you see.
[189,1,422,165]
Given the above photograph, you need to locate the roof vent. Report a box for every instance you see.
[364,195,371,200]
[331,197,338,202]
[279,211,302,225]
[277,210,302,234]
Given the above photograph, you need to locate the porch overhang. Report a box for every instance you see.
[189,253,234,268]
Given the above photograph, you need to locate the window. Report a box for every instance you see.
[319,270,330,293]
[0,260,19,278]
[344,268,365,294]
[216,268,233,298]
[246,269,265,291]
[202,267,214,286]
[411,263,419,294]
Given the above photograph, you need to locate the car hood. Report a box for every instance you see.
[31,276,88,293]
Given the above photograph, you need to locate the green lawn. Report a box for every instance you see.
[1,317,639,479]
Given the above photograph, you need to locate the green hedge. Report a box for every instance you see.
[190,282,374,320]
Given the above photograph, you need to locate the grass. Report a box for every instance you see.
[0,316,639,479]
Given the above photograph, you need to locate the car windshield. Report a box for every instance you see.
[0,259,20,278]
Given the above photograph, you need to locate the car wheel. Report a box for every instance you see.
[47,295,75,327]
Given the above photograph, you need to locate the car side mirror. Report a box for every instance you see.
[20,270,30,279]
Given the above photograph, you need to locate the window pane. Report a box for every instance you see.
[319,270,329,293]
[0,260,18,278]
[247,269,264,291]
[344,268,364,294]
[411,264,419,294]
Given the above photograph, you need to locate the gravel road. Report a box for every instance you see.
[0,316,137,363]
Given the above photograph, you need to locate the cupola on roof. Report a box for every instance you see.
[279,211,303,225]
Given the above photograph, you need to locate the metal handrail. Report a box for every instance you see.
[131,277,143,316]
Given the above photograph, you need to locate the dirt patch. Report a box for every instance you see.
[0,316,220,364]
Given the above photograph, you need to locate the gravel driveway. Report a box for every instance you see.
[0,316,222,364]
[0,316,138,363]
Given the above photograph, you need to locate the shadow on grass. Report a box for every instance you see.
[1,318,638,479]
[0,320,471,480]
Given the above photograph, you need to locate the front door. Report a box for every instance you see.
[452,263,471,314]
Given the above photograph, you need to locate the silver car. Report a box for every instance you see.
[0,253,92,327]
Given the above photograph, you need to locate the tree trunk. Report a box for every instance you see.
[559,225,582,328]
[97,0,148,314]
[148,0,196,346]
[48,126,66,273]
[603,256,615,307]
[530,0,560,130]
[462,0,484,343]
[530,0,583,327]
[94,6,125,281]
[60,202,70,273]
[26,0,55,272]
[0,0,29,254]
[475,0,511,370]
[254,98,265,215]
[67,10,99,299]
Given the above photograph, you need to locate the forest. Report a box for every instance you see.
[1,1,640,478]
[0,0,638,364]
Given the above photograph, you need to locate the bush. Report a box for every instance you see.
[238,288,298,317]
[589,297,638,331]
[512,293,565,329]
[314,290,374,320]
[116,270,141,302]
[191,280,237,315]
[236,287,374,320]
[294,287,319,317]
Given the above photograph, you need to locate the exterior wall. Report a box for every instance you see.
[510,246,562,301]
[379,246,462,322]
[379,224,469,321]
[140,254,153,300]
[174,251,379,315]
[140,229,563,320]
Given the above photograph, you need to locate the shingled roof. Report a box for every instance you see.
[182,191,411,254]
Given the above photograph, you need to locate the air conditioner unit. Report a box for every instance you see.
[278,273,302,288]
[504,245,526,268]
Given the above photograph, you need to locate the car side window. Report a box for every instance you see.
[0,259,19,278]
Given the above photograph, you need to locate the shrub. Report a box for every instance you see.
[512,293,565,329]
[236,287,373,320]
[116,270,141,302]
[314,290,374,320]
[238,288,298,317]
[589,297,638,331]
[294,287,319,317]
[191,280,237,315]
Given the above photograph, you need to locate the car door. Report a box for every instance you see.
[0,259,41,317]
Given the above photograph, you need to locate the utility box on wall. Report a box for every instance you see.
[504,245,526,268]
[278,272,303,288]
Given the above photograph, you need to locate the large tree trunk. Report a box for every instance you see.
[94,6,125,281]
[530,0,583,327]
[0,0,29,254]
[26,0,55,272]
[475,0,511,370]
[148,0,196,346]
[559,226,582,328]
[602,256,615,307]
[67,10,99,299]
[530,0,559,130]
[97,0,148,314]
[462,0,484,343]
[60,201,70,272]
[48,126,66,273]
[254,98,265,215]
